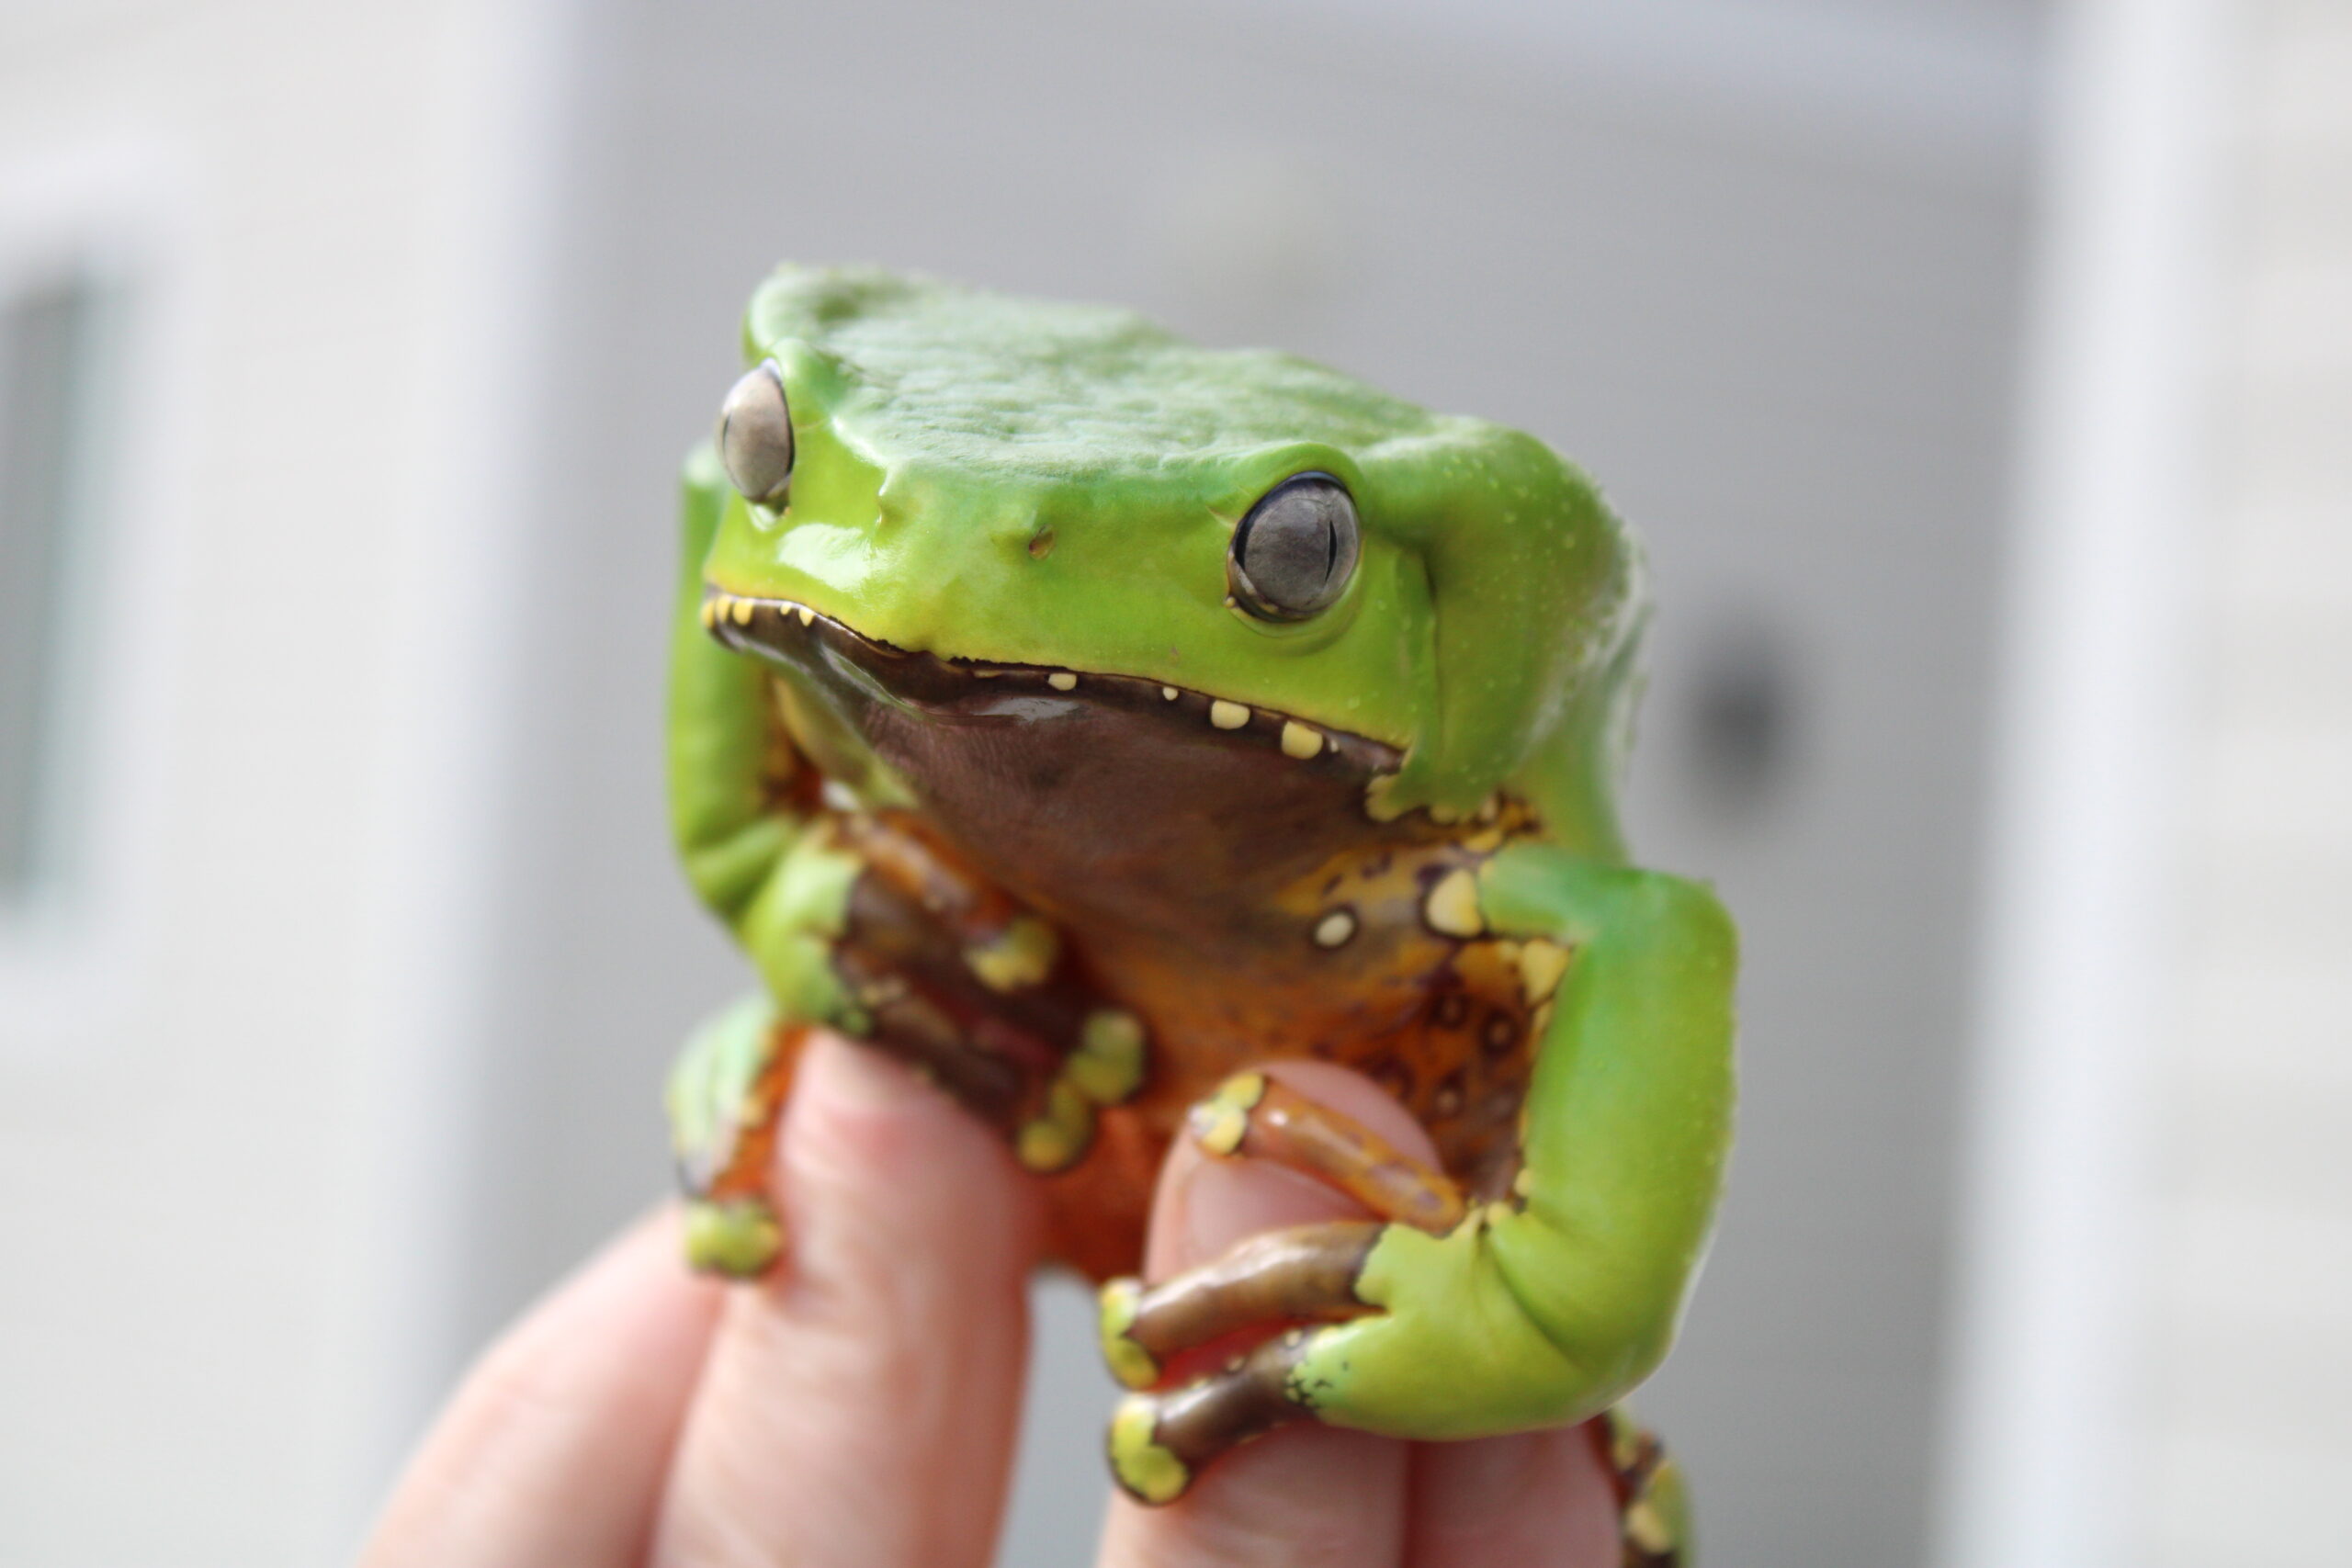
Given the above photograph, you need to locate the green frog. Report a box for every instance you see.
[663,265,1734,1560]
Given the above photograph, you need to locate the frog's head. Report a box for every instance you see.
[696,266,1642,861]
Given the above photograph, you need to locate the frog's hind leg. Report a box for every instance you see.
[826,811,1147,1173]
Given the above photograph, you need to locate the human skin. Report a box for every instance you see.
[359,1038,1616,1568]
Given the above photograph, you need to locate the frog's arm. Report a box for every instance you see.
[1498,851,1736,1363]
[668,444,820,927]
[666,449,1147,1274]
[664,446,844,1270]
[1101,842,1733,1540]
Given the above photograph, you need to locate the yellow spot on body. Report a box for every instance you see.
[1519,939,1572,1006]
[1110,1397,1190,1506]
[1161,685,1181,701]
[729,597,755,626]
[796,605,815,626]
[1098,1279,1159,1389]
[1423,868,1485,939]
[1429,802,1461,825]
[697,598,719,629]
[1513,1167,1535,1198]
[1280,721,1324,760]
[966,915,1058,992]
[1047,671,1079,692]
[1209,699,1250,730]
[1464,828,1505,854]
[1313,908,1357,948]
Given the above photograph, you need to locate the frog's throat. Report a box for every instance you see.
[700,586,1404,780]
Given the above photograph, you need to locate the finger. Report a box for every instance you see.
[359,1208,724,1568]
[1406,1426,1622,1568]
[1096,1061,1430,1568]
[653,1032,1042,1568]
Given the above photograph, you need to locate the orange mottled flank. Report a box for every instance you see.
[1040,800,1548,1281]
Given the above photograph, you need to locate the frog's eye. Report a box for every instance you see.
[718,359,794,505]
[1228,473,1359,621]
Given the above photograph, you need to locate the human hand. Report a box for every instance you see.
[358,1033,1624,1566]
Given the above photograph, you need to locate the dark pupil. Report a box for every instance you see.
[1244,486,1341,608]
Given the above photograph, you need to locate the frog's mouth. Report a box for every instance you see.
[701,587,1403,779]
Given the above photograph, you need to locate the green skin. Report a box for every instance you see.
[665,266,1735,1496]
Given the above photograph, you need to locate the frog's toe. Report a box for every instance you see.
[1012,1078,1097,1174]
[1069,1008,1147,1105]
[1013,1008,1148,1173]
[1091,1220,1383,1382]
[1103,1332,1312,1505]
[1096,1277,1160,1390]
[1107,1393,1191,1505]
[683,1194,785,1277]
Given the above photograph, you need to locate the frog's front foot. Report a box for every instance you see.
[1098,1070,1463,1501]
[1095,1072,1690,1565]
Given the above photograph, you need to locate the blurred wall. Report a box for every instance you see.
[0,0,561,1562]
[2138,7,2352,1562]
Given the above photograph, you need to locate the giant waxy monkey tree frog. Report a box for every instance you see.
[663,265,1735,1560]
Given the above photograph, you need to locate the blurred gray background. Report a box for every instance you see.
[9,1,2344,1565]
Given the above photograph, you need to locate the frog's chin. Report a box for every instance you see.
[700,586,1404,781]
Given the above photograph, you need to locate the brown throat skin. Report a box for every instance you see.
[712,595,1544,1281]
